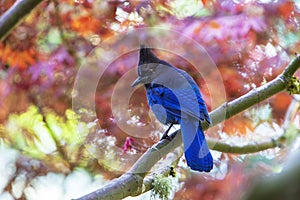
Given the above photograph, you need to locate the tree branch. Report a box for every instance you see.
[207,138,280,154]
[75,132,183,200]
[0,0,43,42]
[206,53,300,130]
[142,147,183,194]
[74,55,300,200]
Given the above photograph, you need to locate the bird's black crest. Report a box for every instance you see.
[138,45,160,65]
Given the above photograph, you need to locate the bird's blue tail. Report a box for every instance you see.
[181,118,213,172]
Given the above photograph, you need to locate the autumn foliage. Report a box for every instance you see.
[1,0,300,199]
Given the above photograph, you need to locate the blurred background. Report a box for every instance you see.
[1,0,300,199]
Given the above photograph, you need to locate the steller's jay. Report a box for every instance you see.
[131,45,213,172]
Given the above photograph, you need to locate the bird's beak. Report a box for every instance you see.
[131,76,147,87]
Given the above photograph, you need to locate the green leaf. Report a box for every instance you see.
[2,106,89,163]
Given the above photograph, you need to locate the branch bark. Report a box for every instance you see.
[0,0,44,42]
[74,55,300,200]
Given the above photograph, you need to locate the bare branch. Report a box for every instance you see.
[0,0,44,41]
[207,138,280,154]
[204,55,300,130]
[75,132,183,200]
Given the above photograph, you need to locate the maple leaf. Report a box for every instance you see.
[0,44,37,70]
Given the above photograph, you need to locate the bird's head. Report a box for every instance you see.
[131,45,160,87]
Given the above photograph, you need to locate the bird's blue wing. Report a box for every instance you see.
[146,85,181,124]
[146,82,210,124]
[176,68,211,124]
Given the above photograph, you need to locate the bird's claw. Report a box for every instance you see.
[160,123,174,141]
[161,132,171,141]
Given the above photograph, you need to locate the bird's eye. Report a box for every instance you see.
[147,65,156,71]
[139,64,155,76]
[142,65,150,72]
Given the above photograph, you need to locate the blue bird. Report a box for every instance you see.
[131,46,213,172]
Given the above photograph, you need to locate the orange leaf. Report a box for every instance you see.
[71,15,102,35]
[0,44,37,69]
